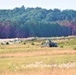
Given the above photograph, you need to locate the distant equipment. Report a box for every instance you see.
[41,40,57,47]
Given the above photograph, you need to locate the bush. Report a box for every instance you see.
[6,42,9,45]
[31,42,35,45]
[24,42,26,45]
[60,45,63,48]
[73,47,76,50]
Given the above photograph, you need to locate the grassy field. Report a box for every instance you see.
[0,37,76,75]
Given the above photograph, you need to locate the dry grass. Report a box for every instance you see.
[0,37,76,75]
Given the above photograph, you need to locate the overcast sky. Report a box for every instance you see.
[0,0,76,10]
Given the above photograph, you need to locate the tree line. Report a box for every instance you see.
[0,5,76,38]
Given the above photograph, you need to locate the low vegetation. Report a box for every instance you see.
[0,36,76,75]
[73,46,76,50]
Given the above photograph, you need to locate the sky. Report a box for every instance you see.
[0,0,76,10]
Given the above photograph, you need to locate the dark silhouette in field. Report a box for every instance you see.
[41,40,57,47]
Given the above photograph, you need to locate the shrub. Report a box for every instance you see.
[31,42,35,45]
[73,47,76,50]
[24,42,26,45]
[6,42,9,45]
[60,45,63,48]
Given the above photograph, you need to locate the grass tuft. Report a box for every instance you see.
[73,46,76,50]
[60,45,64,48]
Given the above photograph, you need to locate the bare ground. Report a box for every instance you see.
[0,49,76,57]
[1,68,76,75]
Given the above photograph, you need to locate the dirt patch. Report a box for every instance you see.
[1,68,76,75]
[0,50,76,58]
[25,68,76,75]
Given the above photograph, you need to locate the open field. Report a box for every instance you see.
[0,37,76,75]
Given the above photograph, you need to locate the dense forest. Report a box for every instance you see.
[0,5,76,38]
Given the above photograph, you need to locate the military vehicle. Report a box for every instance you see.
[41,40,57,47]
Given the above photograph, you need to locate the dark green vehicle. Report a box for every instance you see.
[41,40,57,47]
